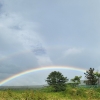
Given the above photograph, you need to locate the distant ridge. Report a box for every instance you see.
[0,85,48,90]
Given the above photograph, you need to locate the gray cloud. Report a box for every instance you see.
[10,25,22,30]
[32,46,46,56]
[0,0,100,85]
[0,3,2,8]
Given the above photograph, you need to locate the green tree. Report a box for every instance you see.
[84,68,97,85]
[71,76,82,86]
[94,71,100,85]
[46,71,68,92]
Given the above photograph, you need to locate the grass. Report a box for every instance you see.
[0,86,100,100]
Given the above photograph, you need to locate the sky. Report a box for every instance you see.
[0,0,100,86]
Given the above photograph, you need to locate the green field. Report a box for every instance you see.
[0,86,100,100]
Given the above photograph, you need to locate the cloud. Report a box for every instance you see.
[0,10,53,84]
[64,48,84,56]
[0,0,100,86]
[0,2,2,9]
[32,46,46,56]
[37,55,53,66]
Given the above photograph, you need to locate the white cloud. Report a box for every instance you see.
[0,12,53,70]
[64,48,84,57]
[37,55,53,66]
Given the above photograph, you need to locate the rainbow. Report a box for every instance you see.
[0,66,86,86]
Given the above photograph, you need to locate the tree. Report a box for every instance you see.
[94,71,100,85]
[71,76,82,86]
[46,71,68,92]
[84,68,97,85]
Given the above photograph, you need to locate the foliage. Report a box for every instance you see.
[71,76,82,86]
[94,71,100,85]
[46,71,68,92]
[84,68,98,85]
[1,67,100,99]
[0,87,100,100]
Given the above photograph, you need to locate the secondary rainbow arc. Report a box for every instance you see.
[0,66,86,86]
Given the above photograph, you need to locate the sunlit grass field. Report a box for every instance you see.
[0,86,100,100]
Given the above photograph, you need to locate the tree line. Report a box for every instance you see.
[46,68,100,92]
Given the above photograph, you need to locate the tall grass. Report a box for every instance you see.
[0,86,100,100]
